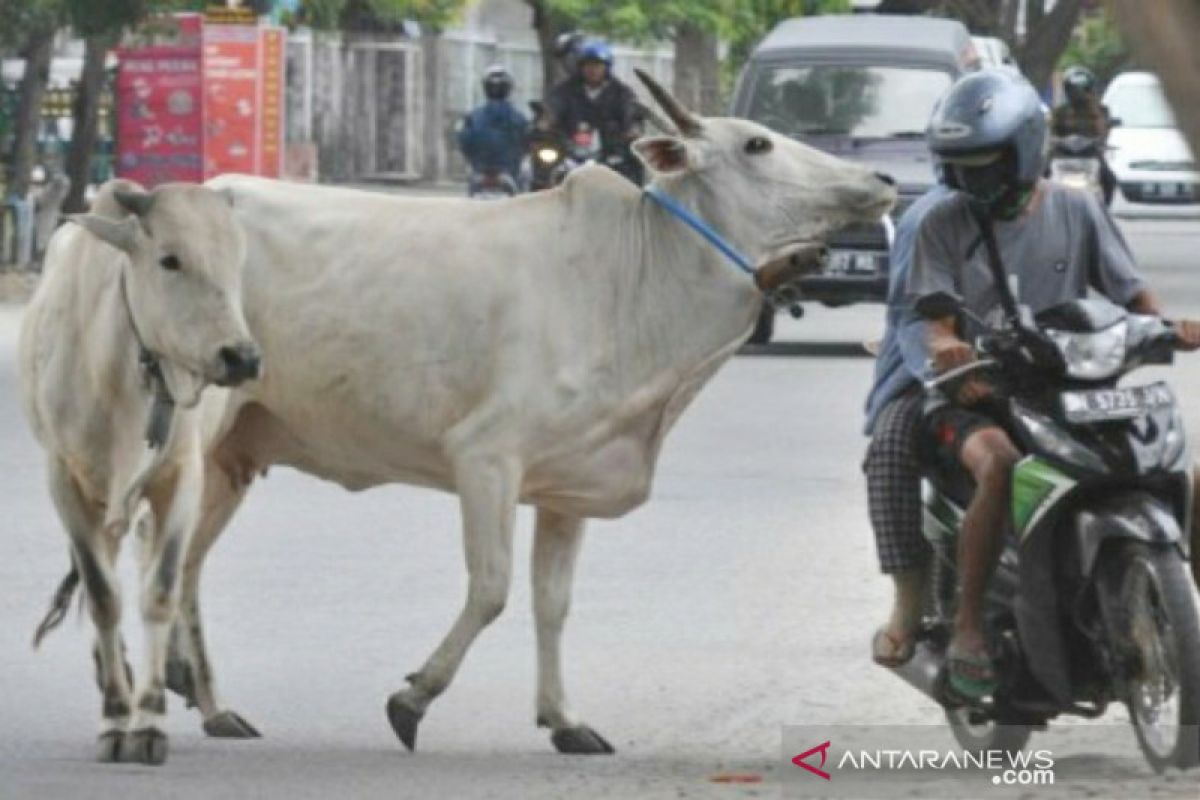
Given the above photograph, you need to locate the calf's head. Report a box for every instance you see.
[74,181,260,399]
[632,70,896,266]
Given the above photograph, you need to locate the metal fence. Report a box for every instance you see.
[288,29,674,184]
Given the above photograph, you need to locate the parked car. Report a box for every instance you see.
[731,14,978,342]
[971,35,1018,74]
[1102,71,1200,218]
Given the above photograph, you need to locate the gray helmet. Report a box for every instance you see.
[926,69,1047,191]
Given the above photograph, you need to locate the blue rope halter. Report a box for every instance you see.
[643,184,755,276]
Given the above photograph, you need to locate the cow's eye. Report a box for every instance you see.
[159,254,181,271]
[745,137,773,155]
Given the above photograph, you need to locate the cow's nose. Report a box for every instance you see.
[874,171,897,187]
[218,343,261,385]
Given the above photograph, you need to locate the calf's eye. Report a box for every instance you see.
[745,136,773,155]
[160,254,181,271]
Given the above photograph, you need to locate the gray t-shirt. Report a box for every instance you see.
[906,182,1146,339]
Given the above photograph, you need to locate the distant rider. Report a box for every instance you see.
[1051,65,1116,204]
[543,39,645,185]
[458,65,528,193]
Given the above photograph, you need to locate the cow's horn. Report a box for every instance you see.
[114,187,155,216]
[634,68,702,137]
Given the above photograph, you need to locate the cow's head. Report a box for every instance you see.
[632,70,896,267]
[73,181,260,402]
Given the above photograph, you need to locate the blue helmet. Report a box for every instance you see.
[578,39,613,69]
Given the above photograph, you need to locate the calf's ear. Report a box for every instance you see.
[70,214,141,253]
[632,136,694,176]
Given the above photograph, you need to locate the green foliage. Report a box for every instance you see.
[0,0,65,49]
[62,0,207,36]
[299,0,468,30]
[539,0,850,67]
[1058,8,1129,90]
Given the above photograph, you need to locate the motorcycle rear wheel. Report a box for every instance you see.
[1100,541,1200,771]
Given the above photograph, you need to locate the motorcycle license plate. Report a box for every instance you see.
[1060,382,1174,423]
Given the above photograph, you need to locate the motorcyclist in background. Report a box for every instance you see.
[1051,65,1116,204]
[543,39,645,185]
[457,65,528,194]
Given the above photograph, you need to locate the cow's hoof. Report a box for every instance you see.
[551,725,616,755]
[386,693,424,752]
[122,728,168,765]
[95,731,124,763]
[165,657,197,708]
[203,710,261,739]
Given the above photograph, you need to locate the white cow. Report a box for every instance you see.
[47,73,895,758]
[20,180,262,764]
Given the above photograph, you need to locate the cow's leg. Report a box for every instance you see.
[387,454,519,751]
[532,508,612,754]
[46,460,132,763]
[124,454,202,766]
[168,457,260,738]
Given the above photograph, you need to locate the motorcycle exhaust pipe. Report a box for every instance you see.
[891,641,945,701]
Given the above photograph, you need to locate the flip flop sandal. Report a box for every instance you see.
[871,627,916,668]
[947,642,998,699]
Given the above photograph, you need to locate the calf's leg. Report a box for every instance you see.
[532,508,612,754]
[124,452,202,765]
[46,460,132,762]
[387,453,519,751]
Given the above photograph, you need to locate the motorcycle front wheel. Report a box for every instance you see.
[1100,541,1200,772]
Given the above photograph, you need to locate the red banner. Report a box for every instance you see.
[257,27,285,178]
[115,14,204,187]
[203,24,260,178]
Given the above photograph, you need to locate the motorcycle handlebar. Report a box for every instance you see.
[923,358,999,392]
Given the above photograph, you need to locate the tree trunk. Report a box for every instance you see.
[9,27,55,200]
[1015,0,1083,91]
[63,33,112,213]
[526,0,573,100]
[1107,0,1200,167]
[673,23,721,116]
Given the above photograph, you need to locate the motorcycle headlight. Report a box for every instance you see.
[1013,405,1108,473]
[537,147,560,164]
[1046,321,1127,380]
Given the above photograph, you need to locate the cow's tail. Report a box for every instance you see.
[32,561,81,649]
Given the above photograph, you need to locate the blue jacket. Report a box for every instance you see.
[863,185,952,435]
[458,100,528,177]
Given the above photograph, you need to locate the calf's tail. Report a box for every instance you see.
[32,561,81,649]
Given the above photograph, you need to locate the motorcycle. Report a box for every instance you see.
[893,297,1200,771]
[467,168,519,200]
[525,101,644,191]
[1049,134,1108,206]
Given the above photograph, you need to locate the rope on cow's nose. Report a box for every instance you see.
[643,184,755,276]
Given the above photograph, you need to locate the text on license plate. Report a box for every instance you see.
[827,251,883,275]
[1060,382,1174,423]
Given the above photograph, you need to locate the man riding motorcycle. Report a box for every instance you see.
[542,39,645,185]
[1051,65,1116,204]
[457,65,528,195]
[901,69,1200,700]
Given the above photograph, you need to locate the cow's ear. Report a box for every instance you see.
[70,214,141,253]
[632,136,693,175]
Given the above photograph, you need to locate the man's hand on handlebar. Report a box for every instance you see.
[929,322,993,406]
[1173,319,1200,351]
